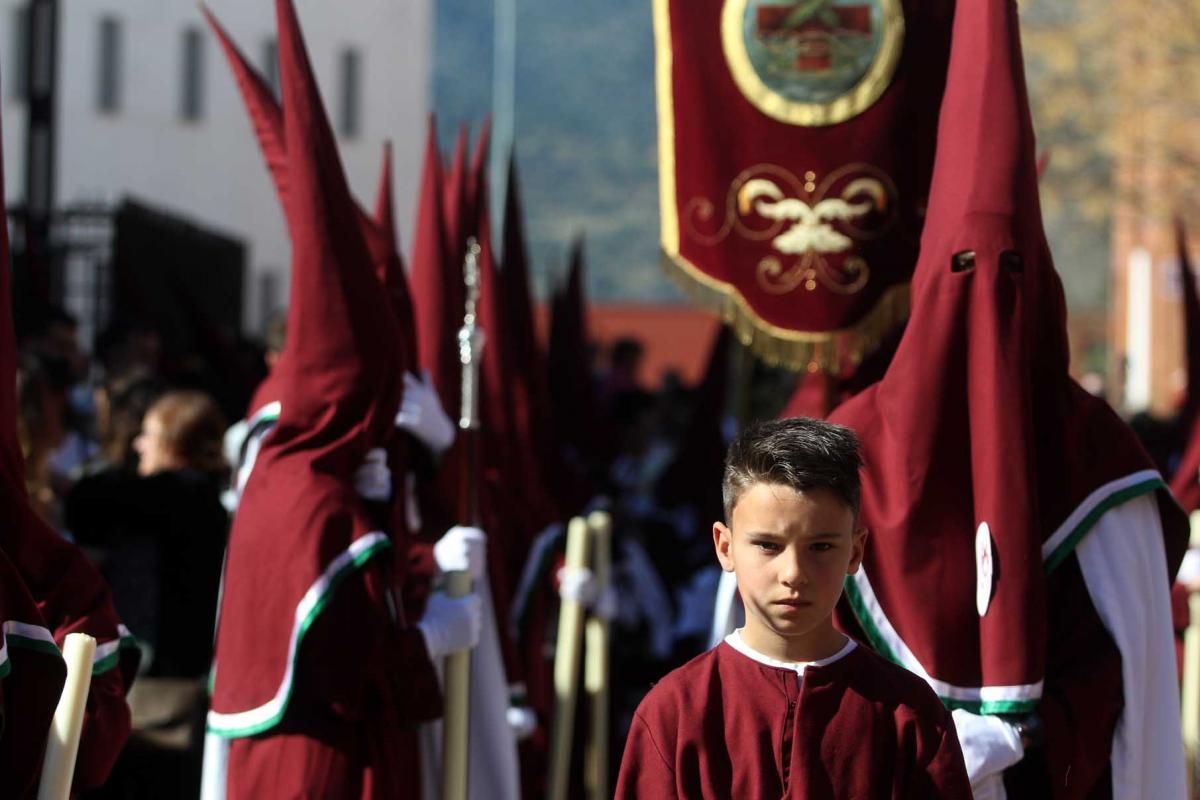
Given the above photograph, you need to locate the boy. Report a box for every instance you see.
[615,418,972,798]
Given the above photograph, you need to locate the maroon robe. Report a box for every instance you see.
[0,546,67,797]
[616,638,972,799]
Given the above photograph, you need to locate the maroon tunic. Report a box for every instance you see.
[616,639,972,799]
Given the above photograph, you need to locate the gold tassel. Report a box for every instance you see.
[662,252,910,374]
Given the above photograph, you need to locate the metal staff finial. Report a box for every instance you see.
[458,237,486,431]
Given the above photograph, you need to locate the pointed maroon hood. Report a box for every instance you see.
[829,0,1183,712]
[210,0,403,732]
[467,116,492,227]
[411,116,462,408]
[546,238,599,507]
[501,153,560,526]
[207,6,414,380]
[204,7,288,206]
[365,141,418,370]
[442,126,470,267]
[1171,221,1200,509]
[1175,219,1200,436]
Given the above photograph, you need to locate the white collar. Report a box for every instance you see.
[724,629,857,675]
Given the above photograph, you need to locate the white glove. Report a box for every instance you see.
[951,709,1024,792]
[557,566,618,621]
[354,447,392,502]
[396,371,456,456]
[507,705,538,740]
[417,591,482,660]
[434,526,487,581]
[558,565,599,605]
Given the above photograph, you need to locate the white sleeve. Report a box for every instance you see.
[1074,492,1186,800]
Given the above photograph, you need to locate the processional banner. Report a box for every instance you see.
[653,0,952,371]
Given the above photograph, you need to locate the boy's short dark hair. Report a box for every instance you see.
[722,417,863,521]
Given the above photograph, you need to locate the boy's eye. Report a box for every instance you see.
[810,542,835,553]
[752,541,781,553]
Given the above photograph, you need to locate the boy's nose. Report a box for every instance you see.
[779,550,809,587]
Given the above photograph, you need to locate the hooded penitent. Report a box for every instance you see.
[208,0,404,736]
[0,60,136,791]
[829,0,1186,722]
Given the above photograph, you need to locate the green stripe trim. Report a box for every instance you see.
[844,576,1041,714]
[247,401,281,428]
[92,632,141,676]
[1043,478,1166,574]
[0,657,10,680]
[207,534,392,738]
[943,698,1039,715]
[940,695,1036,714]
[8,633,63,658]
[843,575,900,664]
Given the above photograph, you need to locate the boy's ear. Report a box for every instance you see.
[846,525,868,575]
[713,521,735,573]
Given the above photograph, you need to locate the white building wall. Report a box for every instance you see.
[0,0,431,334]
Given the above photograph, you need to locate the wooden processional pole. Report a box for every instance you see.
[583,510,612,800]
[442,238,484,800]
[547,516,591,800]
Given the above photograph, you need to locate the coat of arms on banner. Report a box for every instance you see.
[722,0,905,126]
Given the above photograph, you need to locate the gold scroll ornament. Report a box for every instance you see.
[667,161,908,373]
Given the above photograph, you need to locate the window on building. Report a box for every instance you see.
[180,26,205,121]
[97,16,122,113]
[338,48,361,139]
[10,6,29,101]
[261,37,279,98]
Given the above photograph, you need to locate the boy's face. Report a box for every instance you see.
[714,482,867,660]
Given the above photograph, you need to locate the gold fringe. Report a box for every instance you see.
[662,251,910,374]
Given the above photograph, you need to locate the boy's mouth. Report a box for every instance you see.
[773,598,810,607]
